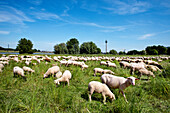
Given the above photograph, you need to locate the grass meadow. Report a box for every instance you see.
[0,54,169,113]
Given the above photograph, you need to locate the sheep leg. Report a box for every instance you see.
[120,90,128,103]
[94,71,96,76]
[67,79,69,86]
[88,89,94,102]
[102,93,106,104]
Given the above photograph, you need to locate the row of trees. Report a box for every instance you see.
[54,38,101,54]
[109,45,170,55]
[15,38,169,55]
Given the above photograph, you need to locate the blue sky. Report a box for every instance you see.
[0,0,170,52]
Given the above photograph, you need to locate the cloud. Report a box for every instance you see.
[0,31,10,35]
[28,0,42,5]
[61,6,70,16]
[139,33,155,40]
[103,0,151,15]
[32,12,61,20]
[0,5,34,25]
[138,29,170,40]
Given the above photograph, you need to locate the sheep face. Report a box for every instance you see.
[127,77,136,86]
[110,94,116,101]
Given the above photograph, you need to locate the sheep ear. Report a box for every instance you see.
[135,78,139,80]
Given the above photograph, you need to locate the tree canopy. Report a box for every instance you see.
[145,45,167,55]
[66,38,80,54]
[16,38,33,54]
[80,41,101,54]
[109,49,117,55]
[54,43,68,54]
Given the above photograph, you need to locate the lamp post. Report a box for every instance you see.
[105,40,107,54]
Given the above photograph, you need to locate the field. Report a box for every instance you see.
[0,54,169,113]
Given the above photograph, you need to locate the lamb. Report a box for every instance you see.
[0,64,4,71]
[43,66,60,79]
[13,66,26,79]
[138,68,155,78]
[23,66,35,73]
[88,81,116,104]
[93,68,104,76]
[101,74,138,103]
[55,71,62,78]
[54,70,72,86]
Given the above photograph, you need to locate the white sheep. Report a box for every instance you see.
[43,66,60,79]
[103,69,115,75]
[101,74,138,103]
[146,65,162,72]
[100,61,107,66]
[55,71,62,78]
[23,66,35,73]
[138,68,155,78]
[54,70,72,86]
[119,61,130,68]
[13,66,26,79]
[107,62,117,68]
[130,62,146,75]
[93,68,104,76]
[0,63,4,70]
[88,81,116,104]
[81,64,88,71]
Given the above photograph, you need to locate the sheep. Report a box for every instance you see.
[101,74,138,103]
[119,61,130,68]
[93,68,104,76]
[55,71,62,78]
[100,61,107,66]
[60,60,68,66]
[107,62,117,68]
[23,66,35,73]
[43,66,60,79]
[54,70,72,86]
[130,62,146,75]
[13,66,26,79]
[81,64,88,71]
[138,68,155,78]
[0,63,4,70]
[146,65,162,72]
[103,69,115,75]
[88,81,116,104]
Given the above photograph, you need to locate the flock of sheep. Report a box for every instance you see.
[0,54,169,104]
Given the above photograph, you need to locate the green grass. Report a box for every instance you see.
[0,55,169,113]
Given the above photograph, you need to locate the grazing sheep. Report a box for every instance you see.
[107,62,117,68]
[0,63,4,70]
[60,60,68,66]
[54,70,72,86]
[94,68,104,76]
[88,81,116,104]
[130,62,146,75]
[103,69,115,75]
[138,68,155,78]
[23,66,35,73]
[101,74,138,103]
[100,61,107,66]
[119,61,130,68]
[55,71,62,78]
[43,66,60,79]
[146,65,162,72]
[13,66,26,79]
[81,64,88,70]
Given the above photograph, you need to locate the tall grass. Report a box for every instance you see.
[0,55,169,112]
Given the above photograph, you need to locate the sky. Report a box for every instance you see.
[0,0,170,52]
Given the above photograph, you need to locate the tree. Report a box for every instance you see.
[66,38,80,54]
[16,38,33,54]
[109,49,117,55]
[54,43,68,54]
[119,51,126,55]
[167,47,170,55]
[80,41,101,54]
[146,45,167,55]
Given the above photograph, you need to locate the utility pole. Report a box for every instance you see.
[7,44,9,52]
[105,40,107,54]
